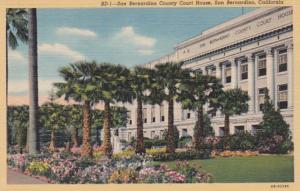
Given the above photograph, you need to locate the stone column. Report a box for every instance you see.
[247,54,255,113]
[287,42,293,108]
[215,63,222,116]
[231,59,238,89]
[216,63,222,80]
[237,59,241,88]
[254,54,259,113]
[266,48,275,100]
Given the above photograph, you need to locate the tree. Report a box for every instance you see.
[214,88,249,147]
[7,106,29,153]
[54,61,100,157]
[94,63,132,157]
[65,104,83,147]
[27,8,39,154]
[257,89,292,153]
[149,62,191,153]
[177,71,222,150]
[40,103,67,151]
[91,108,103,146]
[6,9,28,106]
[129,67,152,154]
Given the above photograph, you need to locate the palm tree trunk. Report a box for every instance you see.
[49,129,55,151]
[103,101,112,157]
[135,96,145,154]
[96,126,100,146]
[28,8,39,154]
[81,100,92,157]
[166,98,175,153]
[194,104,204,150]
[224,114,230,148]
[71,127,79,147]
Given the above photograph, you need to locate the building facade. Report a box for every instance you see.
[119,7,293,141]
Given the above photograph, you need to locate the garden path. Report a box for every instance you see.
[7,168,48,184]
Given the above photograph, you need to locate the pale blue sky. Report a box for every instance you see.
[8,8,256,98]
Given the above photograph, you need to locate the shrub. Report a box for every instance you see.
[144,139,167,149]
[26,161,50,176]
[228,132,256,151]
[108,168,138,183]
[146,147,166,155]
[151,150,211,162]
[162,126,179,148]
[178,136,192,148]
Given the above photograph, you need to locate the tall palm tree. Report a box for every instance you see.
[214,88,249,147]
[95,63,132,157]
[177,71,223,150]
[54,61,100,157]
[129,67,153,154]
[27,8,39,154]
[149,62,190,153]
[6,8,28,147]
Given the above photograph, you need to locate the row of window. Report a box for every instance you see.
[212,48,288,84]
[258,84,288,110]
[219,125,262,136]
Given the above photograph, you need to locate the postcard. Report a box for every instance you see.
[1,0,298,191]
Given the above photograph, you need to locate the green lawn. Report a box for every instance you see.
[154,155,294,183]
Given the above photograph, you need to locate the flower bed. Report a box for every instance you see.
[211,150,259,158]
[7,152,212,184]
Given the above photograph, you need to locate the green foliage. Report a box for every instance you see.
[6,9,28,49]
[257,89,292,154]
[194,114,215,137]
[227,132,256,151]
[144,139,167,149]
[214,88,249,116]
[151,150,211,162]
[162,126,179,148]
[178,136,192,148]
[7,105,29,149]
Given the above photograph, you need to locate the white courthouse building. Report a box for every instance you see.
[118,7,293,141]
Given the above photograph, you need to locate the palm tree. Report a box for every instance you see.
[40,102,66,151]
[27,8,39,154]
[95,63,132,157]
[214,88,249,147]
[6,9,28,103]
[6,8,28,148]
[54,61,100,157]
[177,70,223,150]
[65,104,83,147]
[129,67,153,154]
[149,62,190,153]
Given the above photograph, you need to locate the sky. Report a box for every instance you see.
[8,7,256,105]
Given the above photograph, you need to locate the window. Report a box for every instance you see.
[151,131,155,139]
[258,87,267,111]
[240,63,248,80]
[235,126,245,134]
[252,125,262,135]
[278,84,288,109]
[159,130,164,139]
[224,63,231,83]
[219,127,225,137]
[277,49,287,73]
[151,105,156,123]
[143,108,147,123]
[187,112,191,119]
[258,54,266,77]
[160,105,165,122]
[127,111,132,125]
[182,129,188,137]
[210,66,216,76]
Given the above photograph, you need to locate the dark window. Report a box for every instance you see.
[278,49,287,73]
[161,116,165,122]
[129,120,132,125]
[144,118,147,123]
[152,117,156,122]
[258,54,267,77]
[278,84,288,109]
[187,113,191,119]
[235,126,245,134]
[226,76,231,83]
[241,64,248,80]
